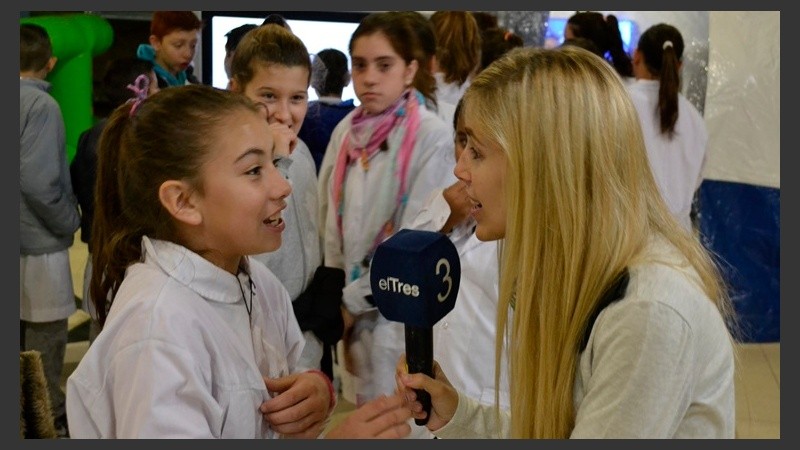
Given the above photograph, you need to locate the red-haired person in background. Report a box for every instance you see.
[137,11,202,88]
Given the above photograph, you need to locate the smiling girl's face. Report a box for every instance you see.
[188,109,291,273]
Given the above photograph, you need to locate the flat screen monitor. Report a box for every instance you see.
[201,11,367,105]
[545,17,639,54]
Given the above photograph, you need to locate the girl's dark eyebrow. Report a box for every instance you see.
[234,148,265,163]
[352,55,397,63]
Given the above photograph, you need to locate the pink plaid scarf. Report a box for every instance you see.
[331,89,421,271]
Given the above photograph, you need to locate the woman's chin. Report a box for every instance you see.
[474,225,503,242]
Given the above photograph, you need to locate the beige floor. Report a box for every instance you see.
[63,233,780,439]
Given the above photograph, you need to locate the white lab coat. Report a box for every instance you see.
[66,236,306,438]
[627,79,708,231]
[408,189,510,438]
[320,106,456,405]
[434,72,471,107]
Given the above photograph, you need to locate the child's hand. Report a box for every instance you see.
[324,394,412,439]
[269,122,298,157]
[260,371,331,438]
[341,306,355,339]
[441,181,472,233]
[395,353,458,432]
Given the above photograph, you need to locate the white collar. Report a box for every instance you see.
[141,236,253,306]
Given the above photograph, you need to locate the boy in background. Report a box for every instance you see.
[137,11,202,88]
[20,23,81,438]
[223,23,257,87]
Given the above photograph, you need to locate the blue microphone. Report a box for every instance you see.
[370,229,460,425]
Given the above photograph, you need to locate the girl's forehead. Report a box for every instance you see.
[352,32,395,54]
[209,109,273,158]
[252,62,309,77]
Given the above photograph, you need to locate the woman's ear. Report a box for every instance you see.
[158,180,202,226]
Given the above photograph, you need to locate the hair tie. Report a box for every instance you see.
[127,74,150,116]
[504,30,513,41]
[662,40,674,50]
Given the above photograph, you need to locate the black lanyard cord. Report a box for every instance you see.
[236,271,255,320]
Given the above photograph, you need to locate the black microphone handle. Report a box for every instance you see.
[405,325,433,426]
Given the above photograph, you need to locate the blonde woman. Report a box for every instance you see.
[398,46,736,438]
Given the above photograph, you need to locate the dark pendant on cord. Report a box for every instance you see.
[237,270,256,320]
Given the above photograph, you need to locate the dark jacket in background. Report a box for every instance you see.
[70,119,106,252]
[20,78,80,255]
[297,99,355,173]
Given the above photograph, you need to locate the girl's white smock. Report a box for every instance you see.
[66,236,306,438]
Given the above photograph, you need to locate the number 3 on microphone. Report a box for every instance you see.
[436,258,452,302]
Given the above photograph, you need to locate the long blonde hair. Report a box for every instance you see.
[462,46,732,438]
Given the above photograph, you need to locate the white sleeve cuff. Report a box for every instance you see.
[341,275,375,315]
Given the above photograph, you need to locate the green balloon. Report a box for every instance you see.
[20,14,113,163]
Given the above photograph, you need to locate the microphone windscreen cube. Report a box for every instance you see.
[370,229,460,327]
